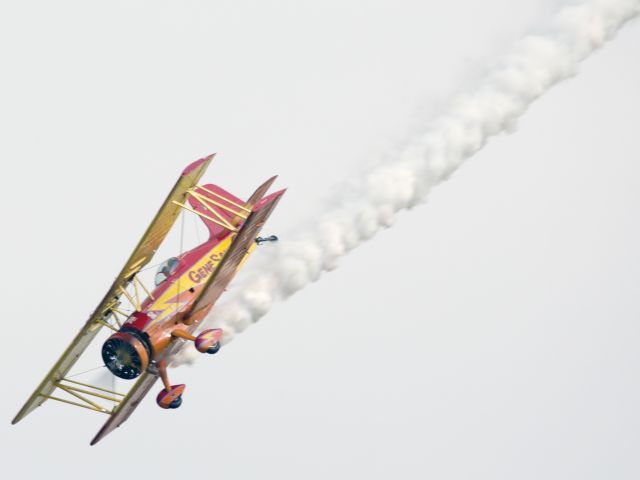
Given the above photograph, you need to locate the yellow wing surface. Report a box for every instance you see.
[12,155,214,425]
[89,180,285,445]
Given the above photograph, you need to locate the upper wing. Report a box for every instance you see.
[186,187,286,323]
[12,155,214,425]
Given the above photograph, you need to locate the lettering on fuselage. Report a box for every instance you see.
[188,251,226,284]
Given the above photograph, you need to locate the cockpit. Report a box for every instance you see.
[154,257,180,286]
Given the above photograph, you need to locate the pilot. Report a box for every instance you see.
[155,257,179,286]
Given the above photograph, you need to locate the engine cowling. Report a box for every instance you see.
[101,331,150,379]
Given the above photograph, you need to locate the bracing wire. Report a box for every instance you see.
[175,210,185,314]
[192,209,202,244]
[66,365,107,378]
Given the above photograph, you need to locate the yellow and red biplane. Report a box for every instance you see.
[12,155,285,445]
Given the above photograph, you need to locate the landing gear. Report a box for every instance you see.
[155,360,186,409]
[156,387,185,409]
[154,330,224,410]
[171,328,223,354]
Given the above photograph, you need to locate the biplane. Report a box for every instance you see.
[12,154,285,445]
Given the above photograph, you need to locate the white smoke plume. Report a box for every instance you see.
[175,0,639,365]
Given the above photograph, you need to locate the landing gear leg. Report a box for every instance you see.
[155,360,185,409]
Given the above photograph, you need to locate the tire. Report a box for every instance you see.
[169,395,183,409]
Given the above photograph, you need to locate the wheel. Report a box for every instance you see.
[156,384,186,409]
[169,395,182,409]
[206,342,221,355]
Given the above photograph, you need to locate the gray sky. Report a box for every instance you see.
[1,1,639,479]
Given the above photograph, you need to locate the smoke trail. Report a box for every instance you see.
[174,0,639,365]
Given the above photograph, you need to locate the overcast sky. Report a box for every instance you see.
[1,1,639,479]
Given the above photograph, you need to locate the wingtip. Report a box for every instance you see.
[252,187,286,211]
[182,153,216,176]
[261,175,278,190]
[11,409,26,425]
[90,432,103,446]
